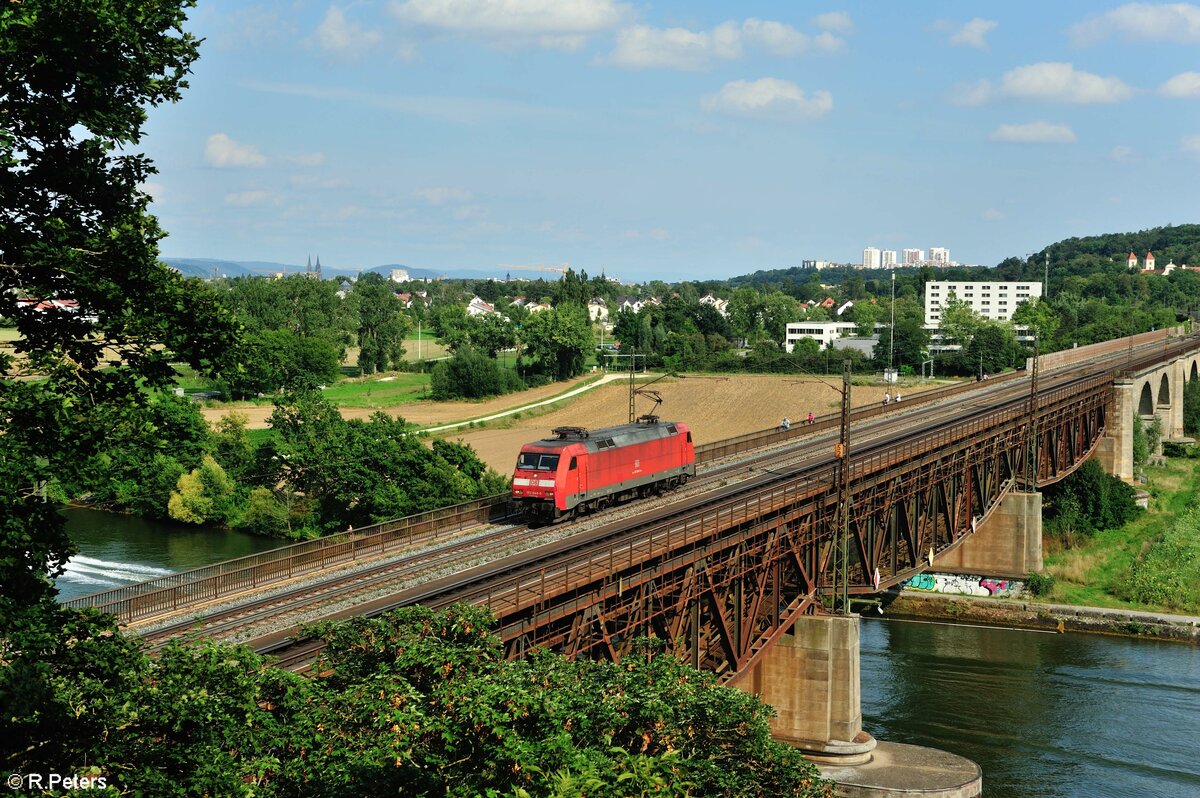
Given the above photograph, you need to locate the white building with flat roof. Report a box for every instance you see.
[862,247,881,269]
[882,249,897,268]
[785,321,860,351]
[903,248,924,265]
[930,247,950,266]
[924,281,1042,326]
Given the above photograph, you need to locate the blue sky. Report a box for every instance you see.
[143,1,1200,282]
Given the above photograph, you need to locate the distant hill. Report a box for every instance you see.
[162,258,498,281]
[1030,224,1200,268]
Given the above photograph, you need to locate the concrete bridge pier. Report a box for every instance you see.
[938,490,1043,578]
[740,614,874,763]
[739,614,982,797]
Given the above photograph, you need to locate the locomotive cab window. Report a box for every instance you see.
[518,453,560,471]
[686,432,692,443]
[568,456,577,470]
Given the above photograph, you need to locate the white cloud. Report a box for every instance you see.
[205,133,268,167]
[1001,62,1132,103]
[287,152,327,167]
[1070,3,1200,45]
[453,204,490,220]
[1110,144,1135,161]
[811,11,853,32]
[989,121,1077,144]
[1183,134,1200,156]
[391,0,627,49]
[947,18,997,49]
[414,186,473,204]
[609,23,741,70]
[1160,71,1200,98]
[982,208,1005,221]
[949,79,994,106]
[608,18,841,70]
[743,18,844,55]
[951,63,1132,105]
[244,81,555,125]
[701,78,832,120]
[224,190,275,206]
[312,5,382,58]
[290,174,351,190]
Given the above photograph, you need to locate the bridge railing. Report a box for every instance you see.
[64,494,516,622]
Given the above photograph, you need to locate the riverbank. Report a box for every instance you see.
[883,590,1200,643]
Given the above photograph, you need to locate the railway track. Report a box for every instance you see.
[142,328,1200,667]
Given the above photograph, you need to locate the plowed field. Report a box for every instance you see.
[440,375,920,473]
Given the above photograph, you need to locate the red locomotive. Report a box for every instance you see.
[511,419,696,522]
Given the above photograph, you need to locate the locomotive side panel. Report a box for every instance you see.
[513,421,695,521]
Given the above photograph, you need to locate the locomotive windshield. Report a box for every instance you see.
[517,452,560,471]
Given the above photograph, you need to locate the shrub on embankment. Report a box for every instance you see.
[1117,507,1200,611]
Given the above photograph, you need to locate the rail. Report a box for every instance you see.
[64,494,516,622]
[65,331,1200,624]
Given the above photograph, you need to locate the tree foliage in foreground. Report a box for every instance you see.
[1,604,832,798]
[0,0,239,622]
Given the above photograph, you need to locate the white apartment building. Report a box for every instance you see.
[924,281,1042,326]
[882,249,897,268]
[929,247,950,266]
[862,247,882,269]
[903,248,924,265]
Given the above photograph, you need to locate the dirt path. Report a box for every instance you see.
[199,372,609,429]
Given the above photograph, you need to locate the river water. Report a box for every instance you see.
[55,507,282,602]
[861,617,1200,798]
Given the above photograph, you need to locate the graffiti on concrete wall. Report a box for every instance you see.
[902,573,1024,598]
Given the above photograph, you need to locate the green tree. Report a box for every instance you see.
[1,0,241,621]
[727,287,765,342]
[965,321,1020,375]
[521,303,594,380]
[229,328,340,396]
[268,392,490,531]
[467,312,518,358]
[168,455,236,525]
[430,346,523,399]
[1184,378,1200,437]
[1010,297,1060,349]
[938,296,982,349]
[352,271,410,374]
[760,291,801,344]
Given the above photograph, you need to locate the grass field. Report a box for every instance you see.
[319,373,430,407]
[1043,456,1200,613]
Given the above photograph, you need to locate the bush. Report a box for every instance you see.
[1026,571,1056,597]
[430,346,523,399]
[1117,508,1200,610]
[1043,459,1140,542]
[240,487,290,537]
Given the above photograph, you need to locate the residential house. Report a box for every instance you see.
[467,296,497,316]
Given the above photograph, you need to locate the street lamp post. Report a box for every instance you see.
[888,271,896,380]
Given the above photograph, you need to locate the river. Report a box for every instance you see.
[55,507,282,602]
[861,617,1200,798]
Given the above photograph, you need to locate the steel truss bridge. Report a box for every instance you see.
[399,334,1198,683]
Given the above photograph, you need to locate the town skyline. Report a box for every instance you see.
[144,1,1200,282]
